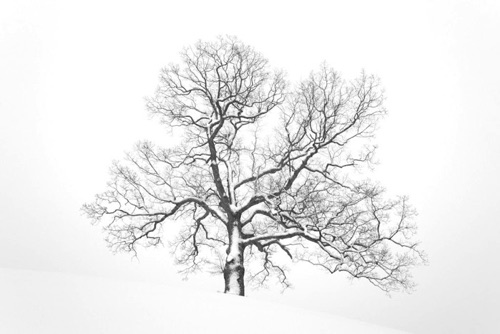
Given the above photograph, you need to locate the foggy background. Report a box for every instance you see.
[1,0,499,333]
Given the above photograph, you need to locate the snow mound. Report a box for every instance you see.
[0,268,409,334]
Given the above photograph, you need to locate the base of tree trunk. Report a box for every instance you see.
[223,252,245,296]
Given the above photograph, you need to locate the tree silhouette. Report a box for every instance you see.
[83,36,425,296]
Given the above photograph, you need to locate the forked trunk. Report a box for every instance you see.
[223,224,245,296]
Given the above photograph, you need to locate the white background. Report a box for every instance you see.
[1,0,499,333]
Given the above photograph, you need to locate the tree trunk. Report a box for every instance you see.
[223,224,245,296]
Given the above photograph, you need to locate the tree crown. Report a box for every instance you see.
[83,36,425,294]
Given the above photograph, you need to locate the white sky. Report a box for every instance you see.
[1,0,499,333]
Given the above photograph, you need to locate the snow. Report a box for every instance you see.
[0,267,410,334]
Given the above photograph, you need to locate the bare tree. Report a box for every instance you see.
[83,36,425,296]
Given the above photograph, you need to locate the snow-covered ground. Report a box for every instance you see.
[0,267,409,334]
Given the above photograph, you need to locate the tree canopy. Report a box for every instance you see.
[83,36,425,296]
